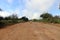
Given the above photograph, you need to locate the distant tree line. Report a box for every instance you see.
[0,14,29,28]
[40,13,60,23]
[32,12,60,24]
[0,14,29,21]
[0,8,60,28]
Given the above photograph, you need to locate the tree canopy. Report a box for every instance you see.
[20,16,29,22]
[40,13,53,19]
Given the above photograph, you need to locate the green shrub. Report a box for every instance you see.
[20,16,29,22]
[0,21,6,28]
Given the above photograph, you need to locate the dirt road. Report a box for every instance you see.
[0,22,60,40]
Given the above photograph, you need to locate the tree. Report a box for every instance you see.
[0,8,3,11]
[0,9,3,20]
[40,13,53,23]
[54,15,60,19]
[5,16,11,20]
[0,16,3,20]
[20,16,29,22]
[5,14,18,20]
[10,14,18,20]
[40,13,53,19]
[52,15,60,23]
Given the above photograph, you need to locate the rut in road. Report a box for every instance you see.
[0,22,60,40]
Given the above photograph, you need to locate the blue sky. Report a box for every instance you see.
[0,0,60,19]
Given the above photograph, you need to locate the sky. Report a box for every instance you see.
[0,0,60,19]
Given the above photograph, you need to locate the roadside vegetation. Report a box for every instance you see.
[0,14,29,28]
[33,12,60,24]
[0,8,60,28]
[0,12,60,28]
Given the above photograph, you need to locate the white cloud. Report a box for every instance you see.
[21,9,33,19]
[0,11,11,17]
[0,8,21,18]
[32,12,40,19]
[22,0,55,19]
[0,7,23,18]
[25,0,55,11]
[21,9,43,19]
[13,8,20,14]
[6,0,13,4]
[3,0,56,19]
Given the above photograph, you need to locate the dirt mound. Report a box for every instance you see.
[0,22,60,40]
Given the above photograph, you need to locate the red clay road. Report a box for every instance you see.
[0,22,60,40]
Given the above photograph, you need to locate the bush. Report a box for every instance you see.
[52,19,60,23]
[40,13,60,23]
[20,16,29,22]
[40,13,53,19]
[0,16,4,20]
[12,20,19,23]
[0,21,6,28]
